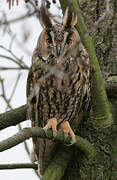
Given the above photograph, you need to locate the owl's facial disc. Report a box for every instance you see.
[45,25,79,58]
[39,25,79,61]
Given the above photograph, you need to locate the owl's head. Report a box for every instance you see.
[37,6,80,61]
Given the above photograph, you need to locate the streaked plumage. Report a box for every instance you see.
[26,5,90,175]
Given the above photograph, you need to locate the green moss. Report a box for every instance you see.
[0,105,26,130]
[42,146,73,180]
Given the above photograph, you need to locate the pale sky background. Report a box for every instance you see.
[0,0,61,179]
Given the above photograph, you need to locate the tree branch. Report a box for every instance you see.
[94,0,112,26]
[0,163,38,170]
[42,145,74,180]
[0,127,96,161]
[0,105,27,130]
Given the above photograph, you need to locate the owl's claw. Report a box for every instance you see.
[43,118,57,137]
[59,121,76,146]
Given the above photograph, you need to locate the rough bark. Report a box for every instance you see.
[0,105,26,130]
[80,0,117,77]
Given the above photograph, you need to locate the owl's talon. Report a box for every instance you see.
[43,118,57,137]
[64,135,76,146]
[59,121,76,145]
[64,136,76,146]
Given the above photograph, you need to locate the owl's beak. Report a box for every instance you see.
[56,45,61,57]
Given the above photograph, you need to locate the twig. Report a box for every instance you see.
[6,73,21,110]
[0,67,28,71]
[94,0,111,26]
[0,55,27,69]
[0,75,21,112]
[28,0,40,14]
[0,45,29,69]
[9,34,16,50]
[0,77,13,110]
[1,11,36,25]
[89,0,112,35]
[0,163,38,170]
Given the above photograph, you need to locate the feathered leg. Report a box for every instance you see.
[43,118,57,137]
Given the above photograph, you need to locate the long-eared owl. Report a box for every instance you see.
[26,4,90,176]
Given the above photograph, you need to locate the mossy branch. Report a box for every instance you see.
[59,0,113,128]
[0,127,96,161]
[42,145,74,180]
[0,127,95,179]
[0,105,27,130]
[0,163,38,170]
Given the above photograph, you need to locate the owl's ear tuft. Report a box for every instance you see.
[40,5,53,28]
[63,7,77,28]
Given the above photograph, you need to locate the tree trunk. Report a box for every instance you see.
[61,106,117,179]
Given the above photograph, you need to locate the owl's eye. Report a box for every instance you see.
[66,39,72,46]
[46,38,52,45]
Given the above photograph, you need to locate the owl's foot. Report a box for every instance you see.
[43,118,57,137]
[59,121,76,145]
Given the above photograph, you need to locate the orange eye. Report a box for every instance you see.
[46,38,52,45]
[66,39,72,46]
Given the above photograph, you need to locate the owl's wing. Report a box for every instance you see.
[26,66,33,98]
[26,66,36,122]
